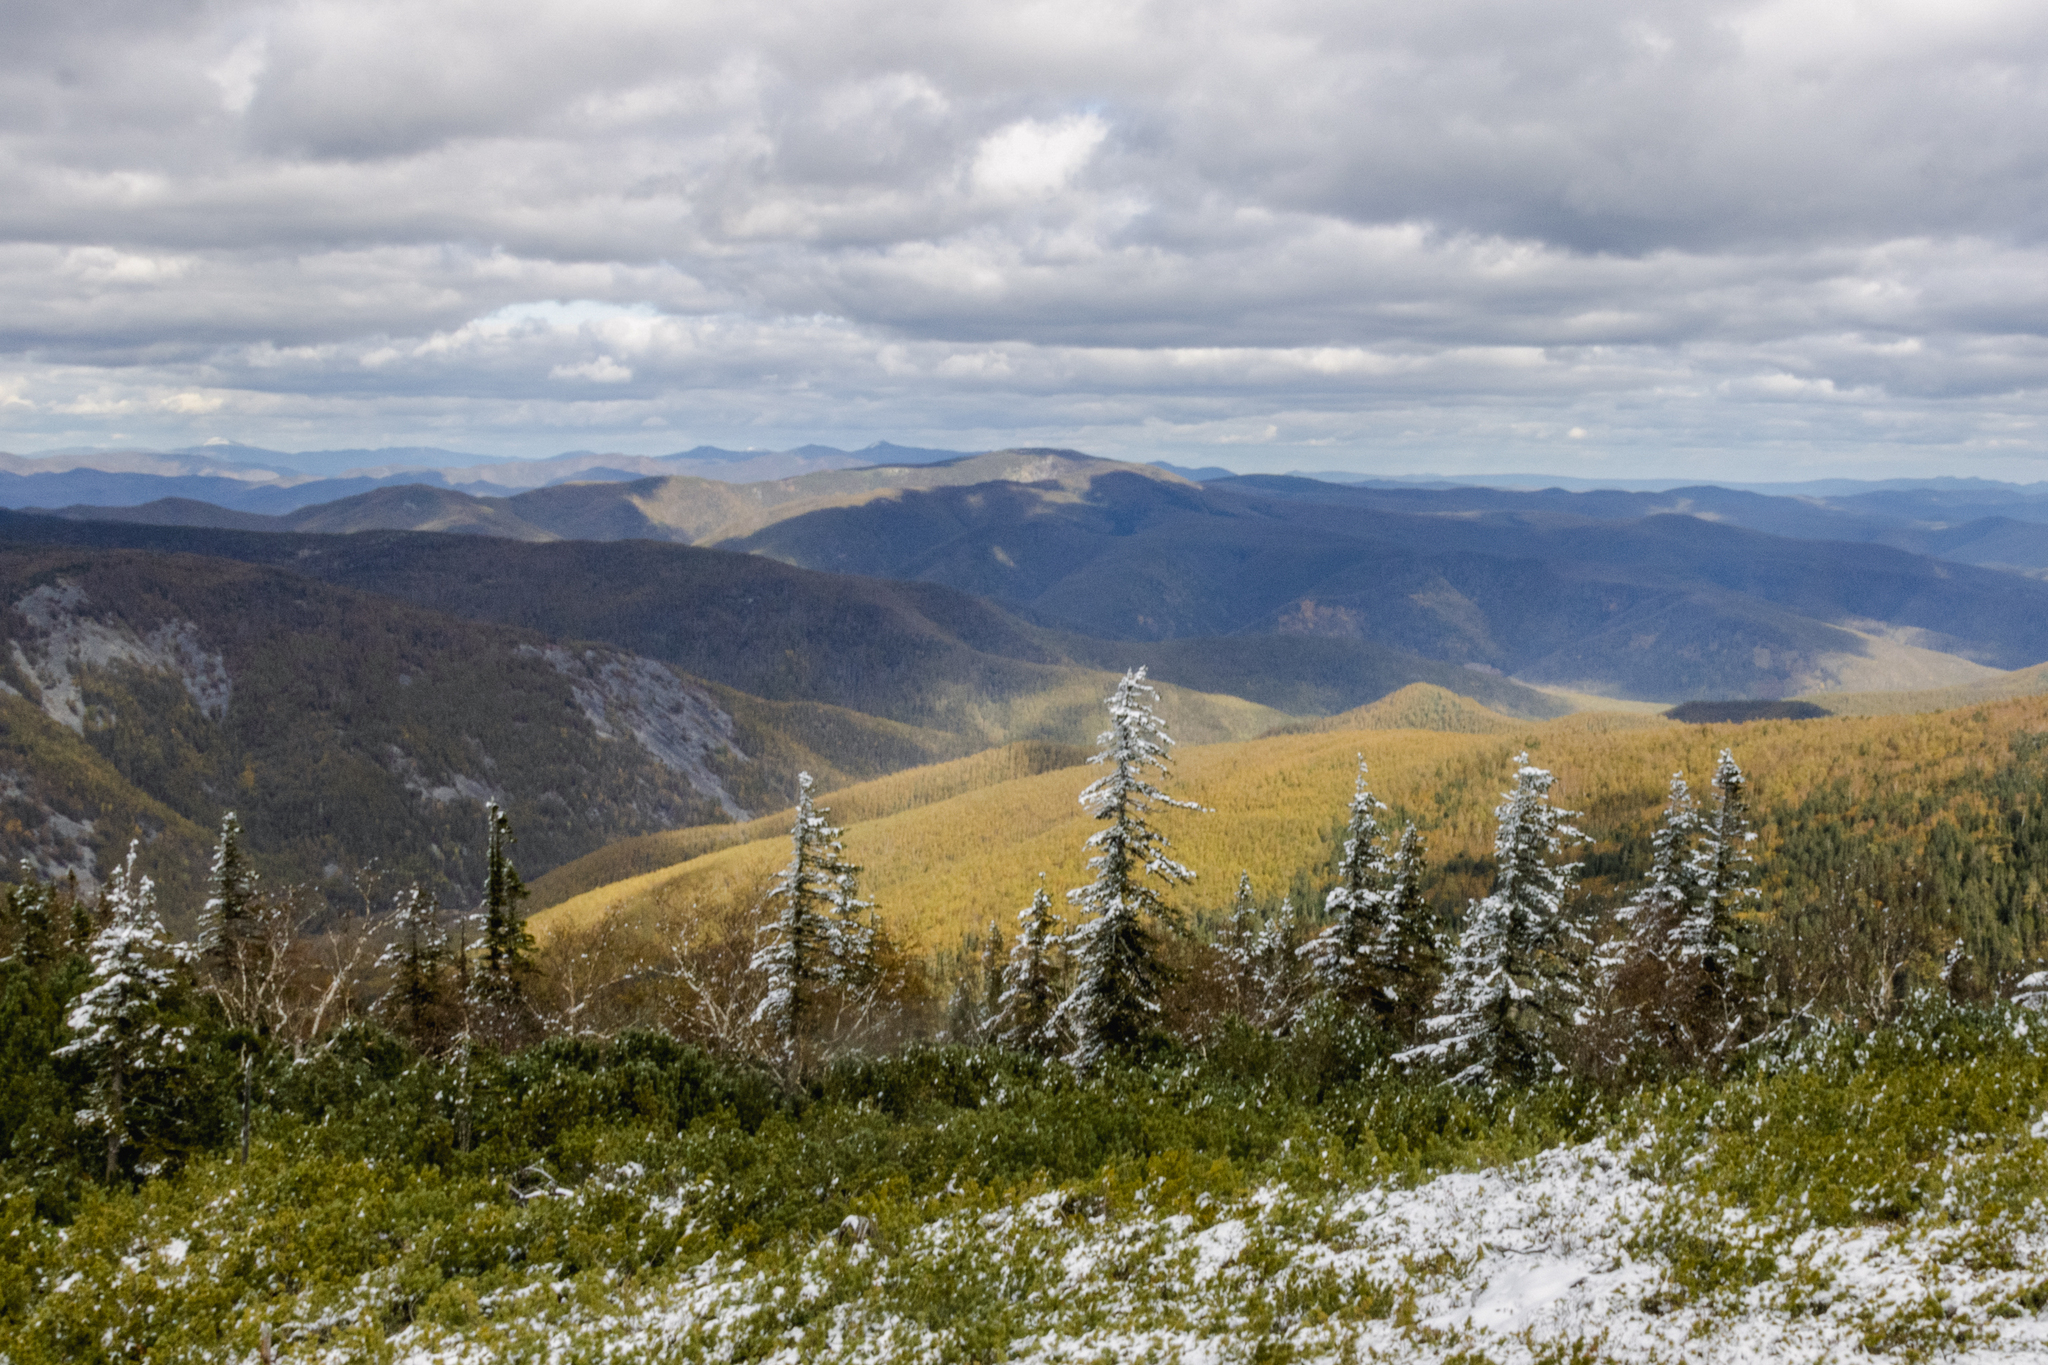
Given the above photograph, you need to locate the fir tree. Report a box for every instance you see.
[1682,749,1760,1045]
[990,878,1062,1054]
[474,802,532,1006]
[1220,872,1306,1032]
[379,884,451,1047]
[1052,668,1203,1070]
[1220,871,1264,1020]
[1592,772,1701,1059]
[1300,757,1389,1004]
[54,842,190,1180]
[1623,773,1703,954]
[196,811,258,981]
[1375,824,1440,1036]
[978,919,1006,1040]
[1406,755,1587,1085]
[945,977,981,1042]
[5,862,57,968]
[751,773,867,1068]
[1252,896,1305,1033]
[822,851,880,993]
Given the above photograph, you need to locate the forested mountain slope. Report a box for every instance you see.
[544,692,2048,984]
[724,466,2048,699]
[0,511,1569,725]
[0,546,992,913]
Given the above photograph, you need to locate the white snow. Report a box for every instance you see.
[316,1135,2048,1363]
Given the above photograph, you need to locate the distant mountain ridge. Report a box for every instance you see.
[22,450,2048,703]
[0,440,982,513]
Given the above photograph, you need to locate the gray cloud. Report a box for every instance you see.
[2,0,2048,478]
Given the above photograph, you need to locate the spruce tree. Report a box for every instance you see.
[1220,870,1264,1019]
[1682,749,1760,1046]
[751,773,868,1068]
[54,842,190,1180]
[1625,773,1703,955]
[5,862,57,968]
[1300,757,1389,1004]
[379,884,451,1048]
[1594,772,1701,1058]
[475,801,532,1003]
[1052,667,1202,1070]
[990,879,1062,1054]
[978,919,1006,1039]
[1407,755,1586,1085]
[196,811,257,981]
[1252,896,1305,1033]
[1375,824,1441,1036]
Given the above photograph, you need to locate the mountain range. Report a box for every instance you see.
[0,441,978,514]
[38,448,2048,701]
[5,441,2048,919]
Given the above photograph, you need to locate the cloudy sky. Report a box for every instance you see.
[4,0,2048,478]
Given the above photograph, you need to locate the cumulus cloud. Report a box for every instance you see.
[1,0,2047,477]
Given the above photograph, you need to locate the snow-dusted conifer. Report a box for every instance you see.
[1253,896,1305,1033]
[1300,757,1389,1004]
[979,919,1006,1039]
[1626,774,1703,955]
[990,878,1062,1053]
[1681,750,1759,1041]
[196,811,257,979]
[1220,871,1263,1017]
[379,884,450,1046]
[751,773,868,1067]
[476,802,532,997]
[6,861,57,967]
[1406,755,1586,1085]
[822,855,878,990]
[1375,824,1440,1034]
[55,842,190,1179]
[945,978,981,1042]
[1053,668,1203,1070]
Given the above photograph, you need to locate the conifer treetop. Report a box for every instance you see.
[1074,667,1203,906]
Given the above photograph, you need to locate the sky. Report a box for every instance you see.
[5,0,2048,480]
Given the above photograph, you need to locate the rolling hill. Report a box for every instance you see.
[537,689,2048,969]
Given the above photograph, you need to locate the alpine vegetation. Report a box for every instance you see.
[1407,754,1587,1085]
[1053,667,1204,1070]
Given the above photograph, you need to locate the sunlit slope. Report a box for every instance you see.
[1264,682,1527,735]
[1800,660,2048,717]
[528,740,1089,910]
[537,692,2048,952]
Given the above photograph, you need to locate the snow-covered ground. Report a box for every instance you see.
[364,1135,2048,1363]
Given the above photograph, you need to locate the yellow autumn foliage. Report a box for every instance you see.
[536,691,2048,956]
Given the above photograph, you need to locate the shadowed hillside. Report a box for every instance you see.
[0,546,994,911]
[0,510,1572,728]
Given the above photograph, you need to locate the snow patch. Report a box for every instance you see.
[9,579,231,731]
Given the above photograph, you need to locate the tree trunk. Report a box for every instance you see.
[104,1063,123,1182]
